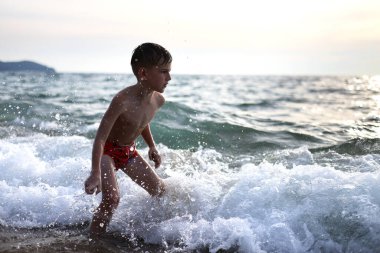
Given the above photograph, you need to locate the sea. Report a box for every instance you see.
[0,72,379,253]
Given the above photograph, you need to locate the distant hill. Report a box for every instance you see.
[0,60,56,74]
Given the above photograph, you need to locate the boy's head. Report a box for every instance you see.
[131,43,172,77]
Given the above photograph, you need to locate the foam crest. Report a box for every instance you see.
[1,135,380,251]
[0,135,93,227]
[0,180,90,227]
[0,135,91,186]
[110,151,380,252]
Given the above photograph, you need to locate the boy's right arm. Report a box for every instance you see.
[84,98,122,194]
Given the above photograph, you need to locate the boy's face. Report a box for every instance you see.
[144,63,171,93]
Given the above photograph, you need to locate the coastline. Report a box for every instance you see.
[0,224,167,253]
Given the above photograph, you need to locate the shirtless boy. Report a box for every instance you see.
[84,42,172,238]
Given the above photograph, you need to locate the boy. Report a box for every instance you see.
[84,42,172,238]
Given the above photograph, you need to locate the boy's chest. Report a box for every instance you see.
[118,105,156,129]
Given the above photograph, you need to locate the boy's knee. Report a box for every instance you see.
[150,180,165,197]
[102,192,120,210]
[112,194,120,207]
[159,180,166,196]
[110,193,120,208]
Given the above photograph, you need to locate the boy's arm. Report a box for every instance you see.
[84,98,122,194]
[141,124,161,168]
[141,124,156,148]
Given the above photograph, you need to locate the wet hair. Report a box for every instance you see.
[131,42,172,76]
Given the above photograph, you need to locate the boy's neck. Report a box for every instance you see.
[135,82,154,100]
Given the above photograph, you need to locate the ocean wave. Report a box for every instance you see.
[2,73,380,251]
[153,101,329,154]
[1,134,380,252]
[110,154,380,252]
[313,138,380,155]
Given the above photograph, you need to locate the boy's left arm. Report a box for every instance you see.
[141,124,161,168]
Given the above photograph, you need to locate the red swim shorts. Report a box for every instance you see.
[103,141,139,169]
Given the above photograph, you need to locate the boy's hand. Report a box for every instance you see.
[148,147,162,168]
[84,173,102,195]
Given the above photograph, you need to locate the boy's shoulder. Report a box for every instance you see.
[153,91,165,107]
[108,86,133,108]
[110,85,165,108]
[113,85,134,99]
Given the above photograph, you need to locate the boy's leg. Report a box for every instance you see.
[121,154,165,197]
[90,155,120,238]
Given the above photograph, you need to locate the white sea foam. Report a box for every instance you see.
[0,135,92,227]
[0,135,380,252]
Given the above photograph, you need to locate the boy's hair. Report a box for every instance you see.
[131,43,172,76]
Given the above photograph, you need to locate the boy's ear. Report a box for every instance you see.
[138,67,148,81]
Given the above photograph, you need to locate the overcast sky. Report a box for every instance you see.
[1,0,379,75]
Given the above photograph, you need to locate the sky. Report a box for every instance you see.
[1,0,380,75]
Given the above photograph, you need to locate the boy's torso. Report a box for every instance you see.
[107,88,161,145]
